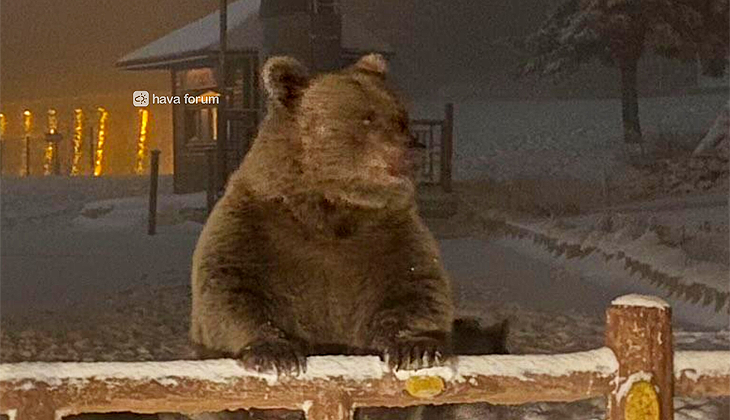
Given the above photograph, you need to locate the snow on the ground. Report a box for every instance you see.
[73,191,205,231]
[1,175,174,229]
[411,92,728,182]
[2,122,728,420]
[459,187,729,329]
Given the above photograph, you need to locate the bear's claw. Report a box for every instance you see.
[238,340,307,376]
[382,335,449,371]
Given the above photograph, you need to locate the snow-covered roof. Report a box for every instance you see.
[117,0,392,70]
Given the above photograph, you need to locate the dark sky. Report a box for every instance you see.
[1,0,561,105]
[1,0,222,102]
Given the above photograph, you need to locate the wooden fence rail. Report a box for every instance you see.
[1,295,728,419]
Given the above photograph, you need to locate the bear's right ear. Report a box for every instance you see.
[261,56,309,110]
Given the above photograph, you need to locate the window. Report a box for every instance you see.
[184,99,218,148]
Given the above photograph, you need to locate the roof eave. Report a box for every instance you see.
[117,49,259,71]
[342,48,395,58]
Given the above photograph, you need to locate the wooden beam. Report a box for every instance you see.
[0,350,616,419]
[675,351,730,397]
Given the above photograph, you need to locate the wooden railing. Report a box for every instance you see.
[1,294,728,419]
[410,103,454,192]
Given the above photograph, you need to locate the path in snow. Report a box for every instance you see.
[0,225,197,319]
[1,178,727,419]
[443,237,617,320]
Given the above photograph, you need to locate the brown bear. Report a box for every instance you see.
[190,54,454,381]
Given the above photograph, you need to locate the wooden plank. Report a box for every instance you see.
[0,351,616,416]
[675,351,730,397]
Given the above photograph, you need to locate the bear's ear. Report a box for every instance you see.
[352,53,388,78]
[261,56,309,109]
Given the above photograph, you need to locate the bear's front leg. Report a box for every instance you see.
[192,272,308,376]
[368,291,453,371]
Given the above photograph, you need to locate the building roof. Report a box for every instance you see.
[117,0,392,70]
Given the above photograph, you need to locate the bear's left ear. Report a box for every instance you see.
[261,56,309,109]
[352,53,388,78]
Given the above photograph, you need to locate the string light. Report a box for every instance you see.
[94,107,108,177]
[21,110,32,176]
[71,109,84,176]
[43,109,58,175]
[23,110,32,133]
[0,113,7,138]
[134,108,149,175]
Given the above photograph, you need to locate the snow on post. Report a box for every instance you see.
[606,294,673,420]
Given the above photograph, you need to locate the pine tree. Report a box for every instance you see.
[513,0,729,144]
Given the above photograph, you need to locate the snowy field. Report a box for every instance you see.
[1,174,727,419]
[412,91,728,182]
[1,91,728,420]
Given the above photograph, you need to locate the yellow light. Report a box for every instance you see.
[47,108,58,134]
[21,110,32,176]
[43,143,54,176]
[94,107,109,177]
[22,110,32,134]
[0,113,6,138]
[71,109,84,176]
[134,108,149,175]
[43,109,58,175]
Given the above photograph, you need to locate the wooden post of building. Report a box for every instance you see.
[24,135,31,177]
[216,0,229,194]
[606,294,673,420]
[53,142,60,176]
[148,150,161,236]
[206,148,217,215]
[440,103,454,193]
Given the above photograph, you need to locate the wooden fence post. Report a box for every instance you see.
[24,135,31,177]
[306,392,354,420]
[440,103,454,193]
[602,168,611,207]
[148,149,161,236]
[606,294,673,420]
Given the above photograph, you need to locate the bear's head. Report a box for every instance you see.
[248,54,416,213]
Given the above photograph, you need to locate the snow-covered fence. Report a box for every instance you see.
[1,295,728,420]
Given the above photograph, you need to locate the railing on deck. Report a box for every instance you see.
[1,294,728,420]
[409,103,454,192]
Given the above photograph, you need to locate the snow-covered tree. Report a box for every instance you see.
[513,0,729,144]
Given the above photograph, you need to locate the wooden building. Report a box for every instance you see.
[117,0,392,193]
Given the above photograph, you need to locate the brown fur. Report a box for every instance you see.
[190,54,454,375]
